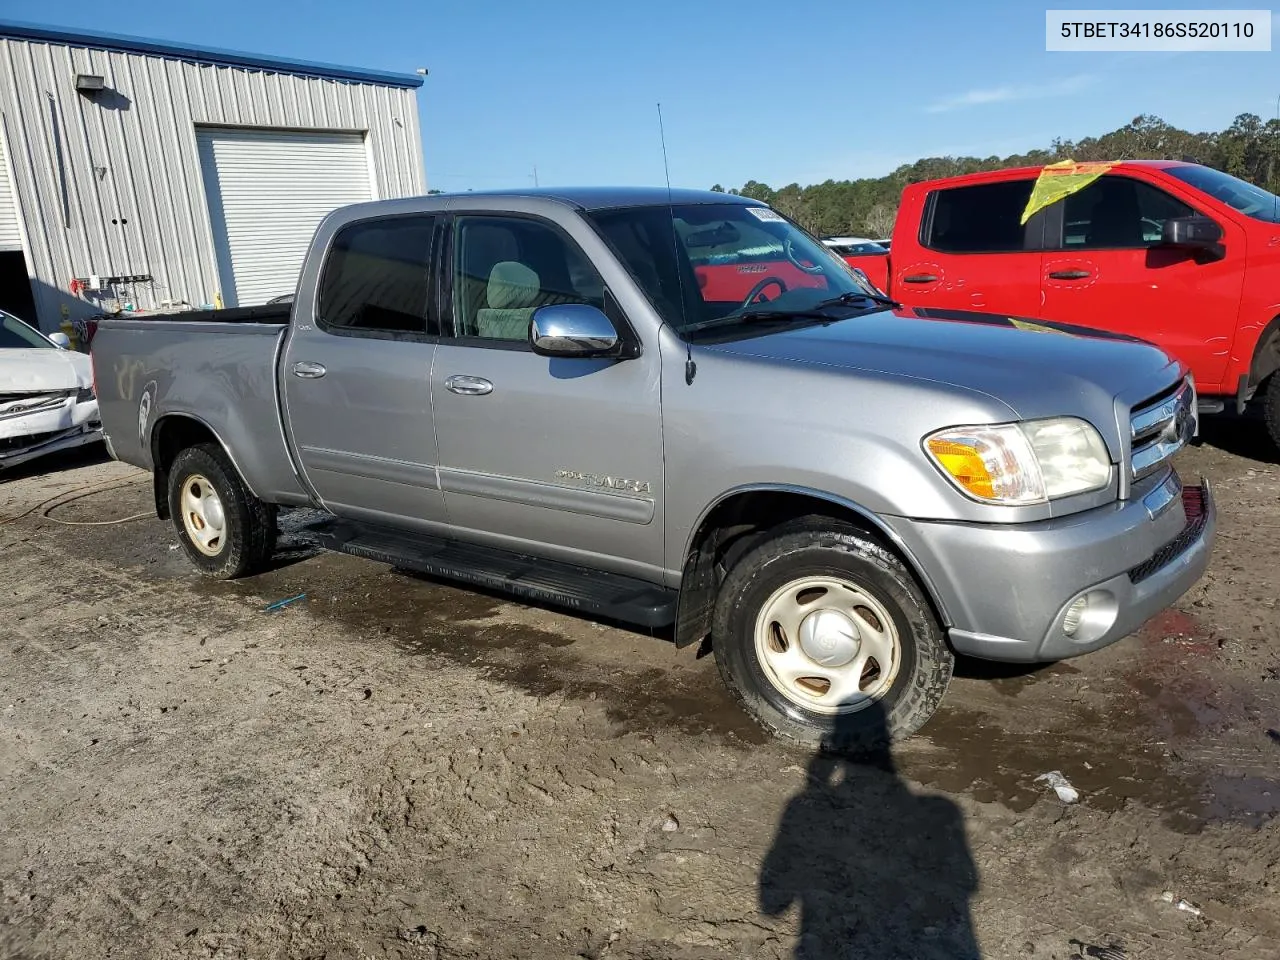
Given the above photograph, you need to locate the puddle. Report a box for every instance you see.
[907,604,1279,834]
[906,702,1232,832]
[200,552,768,747]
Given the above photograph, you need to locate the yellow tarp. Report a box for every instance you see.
[1019,159,1115,225]
[1009,318,1067,336]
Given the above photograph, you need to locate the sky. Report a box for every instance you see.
[8,0,1280,191]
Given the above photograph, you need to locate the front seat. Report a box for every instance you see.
[476,261,542,340]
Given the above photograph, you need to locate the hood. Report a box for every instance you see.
[701,306,1181,423]
[0,348,92,393]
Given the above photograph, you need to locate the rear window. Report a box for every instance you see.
[318,215,437,336]
[925,180,1036,253]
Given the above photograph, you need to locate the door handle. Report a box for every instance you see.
[445,375,493,396]
[902,273,938,284]
[1047,270,1093,280]
[291,361,327,379]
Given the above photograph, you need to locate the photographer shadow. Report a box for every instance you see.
[760,703,981,959]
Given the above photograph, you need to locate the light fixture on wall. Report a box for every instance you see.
[75,74,105,94]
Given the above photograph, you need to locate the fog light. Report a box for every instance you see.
[1062,596,1089,636]
[1058,589,1119,645]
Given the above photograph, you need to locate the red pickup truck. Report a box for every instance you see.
[882,161,1280,447]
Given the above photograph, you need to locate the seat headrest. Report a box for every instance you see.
[487,261,541,310]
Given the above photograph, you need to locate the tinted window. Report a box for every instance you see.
[1165,164,1280,223]
[926,180,1036,253]
[318,216,436,335]
[1062,176,1195,248]
[453,216,605,342]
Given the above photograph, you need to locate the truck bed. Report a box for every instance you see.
[92,310,307,506]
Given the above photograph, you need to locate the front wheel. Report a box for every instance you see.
[167,443,276,579]
[1262,374,1280,452]
[712,519,953,753]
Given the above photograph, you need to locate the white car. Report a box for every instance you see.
[821,236,888,256]
[0,309,101,470]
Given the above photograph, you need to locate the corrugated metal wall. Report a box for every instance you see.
[0,35,425,329]
[0,117,22,251]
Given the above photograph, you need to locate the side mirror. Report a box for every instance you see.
[1161,215,1223,250]
[530,304,626,358]
[48,331,71,349]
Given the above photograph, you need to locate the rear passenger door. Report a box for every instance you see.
[429,213,665,581]
[281,214,448,530]
[894,178,1047,317]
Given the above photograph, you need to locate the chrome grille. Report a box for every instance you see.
[1129,378,1195,481]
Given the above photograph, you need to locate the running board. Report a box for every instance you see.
[308,520,677,628]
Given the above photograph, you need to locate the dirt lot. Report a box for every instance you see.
[2,423,1279,960]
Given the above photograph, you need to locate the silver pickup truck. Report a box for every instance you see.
[92,187,1215,751]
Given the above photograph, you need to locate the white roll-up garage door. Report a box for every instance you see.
[0,128,22,252]
[197,128,373,307]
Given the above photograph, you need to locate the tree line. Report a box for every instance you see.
[709,113,1280,239]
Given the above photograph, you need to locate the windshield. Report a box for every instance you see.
[0,310,54,349]
[587,203,880,337]
[1164,165,1280,223]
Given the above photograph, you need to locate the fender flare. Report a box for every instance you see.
[673,483,952,648]
[148,412,263,517]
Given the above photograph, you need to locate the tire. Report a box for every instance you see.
[712,518,953,754]
[167,443,276,579]
[1263,374,1280,452]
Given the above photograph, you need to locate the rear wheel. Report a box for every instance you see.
[167,443,276,579]
[712,518,953,753]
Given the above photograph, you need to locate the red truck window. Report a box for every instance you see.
[925,180,1038,253]
[1060,176,1195,248]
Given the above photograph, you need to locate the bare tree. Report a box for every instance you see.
[863,202,897,239]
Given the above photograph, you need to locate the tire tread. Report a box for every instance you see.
[712,517,952,754]
[168,443,276,579]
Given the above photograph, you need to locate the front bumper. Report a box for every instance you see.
[0,398,102,470]
[883,471,1215,662]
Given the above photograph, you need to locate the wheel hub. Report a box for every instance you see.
[798,609,860,666]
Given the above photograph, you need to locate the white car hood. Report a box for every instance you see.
[0,348,92,393]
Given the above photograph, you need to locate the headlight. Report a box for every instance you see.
[76,385,96,402]
[924,417,1111,505]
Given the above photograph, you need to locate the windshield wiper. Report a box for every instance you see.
[681,309,840,335]
[680,290,901,336]
[812,291,901,310]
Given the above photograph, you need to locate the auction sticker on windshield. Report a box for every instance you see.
[746,208,786,222]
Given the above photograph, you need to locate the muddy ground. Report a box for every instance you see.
[2,422,1278,960]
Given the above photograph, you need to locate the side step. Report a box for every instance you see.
[308,520,677,628]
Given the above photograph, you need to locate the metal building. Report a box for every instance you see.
[0,19,426,332]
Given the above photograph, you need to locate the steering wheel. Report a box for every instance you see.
[741,275,788,308]
[785,235,825,275]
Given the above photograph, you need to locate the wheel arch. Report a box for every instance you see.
[1248,313,1280,390]
[149,413,259,520]
[673,484,951,649]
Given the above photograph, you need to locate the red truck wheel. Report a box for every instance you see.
[1264,375,1280,452]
